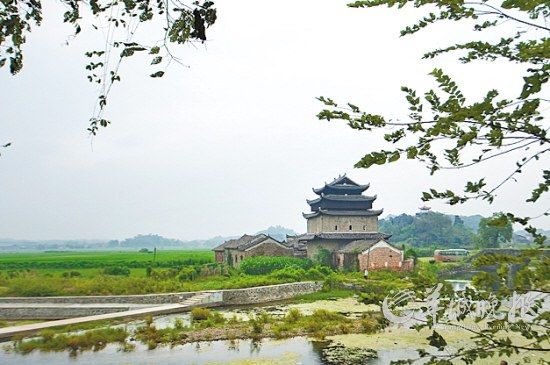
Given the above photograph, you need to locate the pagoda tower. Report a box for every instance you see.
[303,174,383,234]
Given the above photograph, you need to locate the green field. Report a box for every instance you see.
[0,250,214,271]
[0,250,451,298]
[0,250,327,297]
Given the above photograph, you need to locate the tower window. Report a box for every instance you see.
[349,225,352,230]
[334,225,338,231]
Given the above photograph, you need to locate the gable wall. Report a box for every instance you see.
[358,246,404,271]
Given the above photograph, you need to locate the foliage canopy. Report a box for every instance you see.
[318,0,549,244]
[1,0,216,135]
[318,1,549,363]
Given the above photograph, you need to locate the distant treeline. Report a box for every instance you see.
[379,211,533,251]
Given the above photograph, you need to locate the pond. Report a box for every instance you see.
[0,336,421,365]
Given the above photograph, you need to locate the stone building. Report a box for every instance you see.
[213,234,294,267]
[295,175,414,272]
[213,174,413,272]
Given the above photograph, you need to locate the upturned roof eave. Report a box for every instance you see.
[303,208,384,219]
[307,194,377,205]
[312,183,370,195]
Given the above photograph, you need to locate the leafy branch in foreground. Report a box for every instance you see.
[1,0,217,135]
[318,0,549,239]
[320,1,549,363]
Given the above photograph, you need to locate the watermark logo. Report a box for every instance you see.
[382,284,548,326]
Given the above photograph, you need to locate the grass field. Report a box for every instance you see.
[0,250,325,297]
[0,250,214,271]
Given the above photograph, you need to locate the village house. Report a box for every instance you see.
[214,175,413,272]
[213,234,294,267]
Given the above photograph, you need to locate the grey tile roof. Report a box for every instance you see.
[337,239,379,253]
[302,208,383,219]
[297,232,391,241]
[307,194,377,204]
[312,174,370,195]
[339,238,404,253]
[213,234,255,251]
[213,234,288,251]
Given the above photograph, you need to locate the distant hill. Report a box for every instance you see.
[256,225,298,242]
[514,229,550,244]
[456,215,483,232]
[1,222,544,252]
[0,226,298,252]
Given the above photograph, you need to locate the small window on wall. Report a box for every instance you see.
[363,225,366,231]
[240,255,244,261]
[335,225,338,231]
[349,225,352,230]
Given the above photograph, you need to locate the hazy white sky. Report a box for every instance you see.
[1,0,548,240]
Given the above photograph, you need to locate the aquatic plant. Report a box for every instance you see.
[191,307,212,322]
[13,327,129,354]
[322,344,377,365]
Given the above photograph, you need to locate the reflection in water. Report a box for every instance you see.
[445,280,472,292]
[0,335,424,365]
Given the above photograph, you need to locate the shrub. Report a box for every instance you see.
[311,309,345,322]
[404,248,418,263]
[257,311,272,324]
[12,280,58,297]
[14,327,129,354]
[150,268,179,280]
[177,267,196,281]
[38,329,55,341]
[284,308,302,323]
[190,307,211,322]
[305,267,327,280]
[268,267,306,281]
[200,311,226,328]
[360,315,379,333]
[249,317,263,335]
[315,248,332,267]
[240,256,313,275]
[323,273,345,290]
[174,318,184,330]
[102,266,130,276]
[272,322,292,339]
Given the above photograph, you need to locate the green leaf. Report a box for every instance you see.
[150,71,165,78]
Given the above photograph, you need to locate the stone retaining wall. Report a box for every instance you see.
[0,292,196,305]
[221,281,323,305]
[0,282,323,319]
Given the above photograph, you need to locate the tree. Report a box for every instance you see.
[477,213,513,248]
[380,212,476,247]
[317,1,549,363]
[317,0,548,244]
[1,0,217,136]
